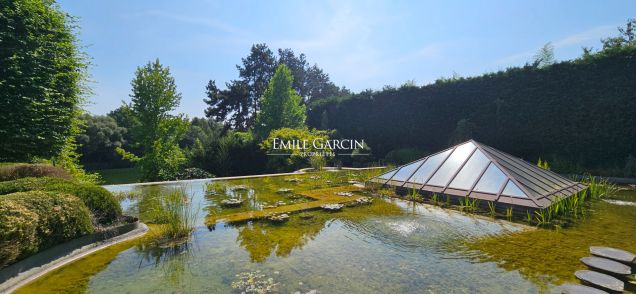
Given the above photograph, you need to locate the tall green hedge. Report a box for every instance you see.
[0,191,93,268]
[308,47,636,175]
[0,177,121,224]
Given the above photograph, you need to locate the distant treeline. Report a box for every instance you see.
[308,46,636,176]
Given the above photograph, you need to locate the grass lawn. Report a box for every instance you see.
[93,167,141,185]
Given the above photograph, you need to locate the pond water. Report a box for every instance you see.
[16,172,636,293]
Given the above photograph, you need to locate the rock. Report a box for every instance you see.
[574,270,624,292]
[321,203,344,211]
[560,283,608,294]
[590,246,636,264]
[230,185,249,191]
[220,198,243,207]
[335,191,354,197]
[352,197,372,206]
[277,188,293,193]
[580,256,631,275]
[268,213,290,222]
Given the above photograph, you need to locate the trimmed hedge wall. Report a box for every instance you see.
[0,191,93,268]
[0,177,121,225]
[308,47,636,175]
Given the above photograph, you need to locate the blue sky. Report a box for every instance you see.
[57,0,636,117]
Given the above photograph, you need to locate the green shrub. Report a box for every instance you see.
[0,163,72,181]
[0,191,93,268]
[0,177,121,225]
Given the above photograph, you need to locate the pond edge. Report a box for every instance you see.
[0,221,148,293]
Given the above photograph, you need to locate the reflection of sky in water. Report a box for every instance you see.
[91,176,536,293]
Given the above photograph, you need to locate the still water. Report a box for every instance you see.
[17,172,636,293]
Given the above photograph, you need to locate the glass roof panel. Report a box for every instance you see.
[377,169,398,180]
[473,164,507,194]
[502,181,527,198]
[426,142,476,186]
[391,159,425,182]
[448,150,490,190]
[408,149,453,184]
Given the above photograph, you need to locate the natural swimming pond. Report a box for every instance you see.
[16,171,636,293]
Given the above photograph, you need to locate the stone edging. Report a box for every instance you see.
[0,222,148,294]
[102,166,386,188]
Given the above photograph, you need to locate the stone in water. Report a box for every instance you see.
[574,270,624,292]
[580,256,631,275]
[560,283,608,294]
[590,246,636,264]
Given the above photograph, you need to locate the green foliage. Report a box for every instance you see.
[531,42,556,68]
[581,175,619,199]
[174,168,214,180]
[204,44,347,130]
[0,163,71,181]
[0,177,122,224]
[76,114,130,168]
[142,188,198,243]
[536,158,550,170]
[0,0,89,162]
[260,128,331,172]
[0,191,93,268]
[117,59,190,181]
[600,18,636,50]
[308,47,636,176]
[254,65,307,139]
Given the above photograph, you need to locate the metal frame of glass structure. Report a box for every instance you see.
[369,140,587,208]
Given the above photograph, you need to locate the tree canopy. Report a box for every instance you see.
[0,0,87,161]
[254,64,307,139]
[204,43,346,130]
[117,59,189,181]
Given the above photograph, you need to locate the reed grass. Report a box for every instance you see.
[146,188,198,243]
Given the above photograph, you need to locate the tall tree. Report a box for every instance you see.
[254,65,306,138]
[0,0,87,161]
[601,18,636,50]
[531,42,556,68]
[117,59,189,181]
[204,44,346,130]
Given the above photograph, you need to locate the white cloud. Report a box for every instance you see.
[143,10,250,36]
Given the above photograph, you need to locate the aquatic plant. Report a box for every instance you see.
[581,175,619,199]
[487,202,496,217]
[526,210,533,224]
[409,188,419,201]
[505,207,513,220]
[431,193,439,205]
[147,188,198,243]
[460,196,479,212]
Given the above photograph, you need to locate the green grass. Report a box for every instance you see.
[94,167,141,185]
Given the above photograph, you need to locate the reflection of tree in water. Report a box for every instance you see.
[234,198,404,263]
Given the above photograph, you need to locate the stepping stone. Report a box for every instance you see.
[590,246,636,264]
[560,283,608,294]
[575,270,624,292]
[581,256,632,275]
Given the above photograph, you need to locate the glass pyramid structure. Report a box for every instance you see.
[369,140,587,209]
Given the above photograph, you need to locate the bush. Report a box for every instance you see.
[0,163,72,181]
[0,177,121,225]
[0,191,93,268]
[174,167,214,180]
